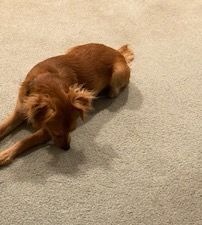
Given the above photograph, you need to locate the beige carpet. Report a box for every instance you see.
[0,1,202,224]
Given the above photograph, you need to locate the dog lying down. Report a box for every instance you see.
[0,43,134,166]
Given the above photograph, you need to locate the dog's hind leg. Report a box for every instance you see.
[108,60,130,98]
[0,129,50,166]
[0,100,25,140]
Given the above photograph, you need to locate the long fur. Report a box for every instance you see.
[0,43,134,166]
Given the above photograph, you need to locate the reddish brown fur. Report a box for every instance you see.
[0,43,134,166]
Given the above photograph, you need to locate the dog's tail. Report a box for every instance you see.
[118,45,134,66]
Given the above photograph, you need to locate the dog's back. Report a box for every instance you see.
[22,43,133,97]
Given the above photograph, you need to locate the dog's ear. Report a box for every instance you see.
[67,84,95,120]
[24,94,55,123]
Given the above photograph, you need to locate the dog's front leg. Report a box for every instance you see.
[0,101,25,140]
[0,129,50,166]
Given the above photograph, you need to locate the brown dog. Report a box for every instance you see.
[0,43,134,166]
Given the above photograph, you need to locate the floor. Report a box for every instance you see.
[0,1,202,224]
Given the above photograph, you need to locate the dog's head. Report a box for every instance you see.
[25,84,95,149]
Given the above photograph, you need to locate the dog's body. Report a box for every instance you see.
[0,43,134,165]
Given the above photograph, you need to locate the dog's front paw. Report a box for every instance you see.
[0,150,14,166]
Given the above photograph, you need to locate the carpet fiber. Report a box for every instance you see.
[0,1,202,224]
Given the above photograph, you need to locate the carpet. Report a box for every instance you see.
[0,0,202,224]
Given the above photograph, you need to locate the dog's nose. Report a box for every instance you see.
[62,143,70,151]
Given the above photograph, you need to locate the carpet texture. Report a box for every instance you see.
[0,1,202,224]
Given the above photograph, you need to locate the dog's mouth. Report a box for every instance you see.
[60,142,70,151]
[51,136,70,150]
